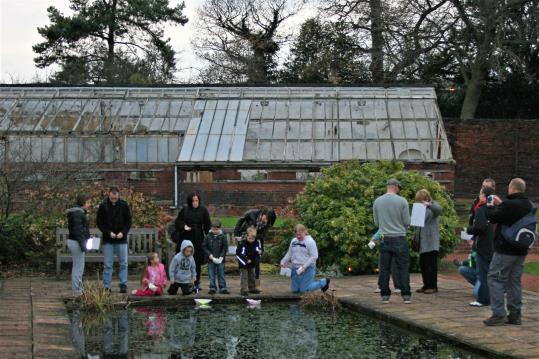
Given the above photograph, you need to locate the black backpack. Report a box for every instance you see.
[501,204,537,250]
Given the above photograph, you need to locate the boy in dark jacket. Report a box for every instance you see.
[203,219,229,294]
[236,226,261,296]
[467,187,495,307]
[484,178,534,326]
[234,208,276,291]
[97,186,132,293]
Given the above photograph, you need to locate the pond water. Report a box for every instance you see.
[70,303,483,358]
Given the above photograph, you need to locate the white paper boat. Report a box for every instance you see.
[194,298,212,306]
[246,299,261,306]
[460,230,473,241]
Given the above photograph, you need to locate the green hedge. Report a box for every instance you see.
[269,161,460,274]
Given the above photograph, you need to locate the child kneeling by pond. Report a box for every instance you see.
[132,252,168,296]
[168,240,197,295]
[280,224,330,294]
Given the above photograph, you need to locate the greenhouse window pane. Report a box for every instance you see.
[147,137,158,162]
[136,138,148,162]
[126,138,137,162]
[158,138,169,162]
[67,138,81,162]
[168,136,180,163]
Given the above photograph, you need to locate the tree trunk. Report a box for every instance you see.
[248,48,269,84]
[460,67,485,119]
[369,0,384,83]
[105,0,118,83]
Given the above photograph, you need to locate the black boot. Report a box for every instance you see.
[506,312,522,325]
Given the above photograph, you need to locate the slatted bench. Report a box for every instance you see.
[56,227,161,276]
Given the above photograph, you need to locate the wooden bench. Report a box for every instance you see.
[56,228,161,276]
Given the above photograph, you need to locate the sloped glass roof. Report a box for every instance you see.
[0,86,452,167]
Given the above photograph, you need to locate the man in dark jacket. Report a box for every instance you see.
[233,207,276,291]
[484,178,534,326]
[97,187,132,293]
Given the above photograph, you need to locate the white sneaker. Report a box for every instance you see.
[469,301,484,307]
[374,288,381,293]
[394,289,401,294]
[382,296,389,304]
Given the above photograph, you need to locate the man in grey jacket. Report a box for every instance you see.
[373,179,412,303]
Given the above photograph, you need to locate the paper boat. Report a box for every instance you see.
[246,299,261,306]
[194,298,212,306]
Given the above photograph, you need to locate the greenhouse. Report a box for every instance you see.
[0,86,453,167]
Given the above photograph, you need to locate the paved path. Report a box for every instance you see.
[1,274,539,358]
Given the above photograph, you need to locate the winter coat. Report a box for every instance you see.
[96,198,132,244]
[467,203,495,261]
[233,209,276,251]
[174,205,211,264]
[67,207,90,251]
[416,202,442,254]
[203,230,228,259]
[486,192,534,256]
[169,240,197,283]
[141,263,168,291]
[236,238,261,269]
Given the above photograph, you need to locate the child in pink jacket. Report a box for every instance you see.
[133,253,168,296]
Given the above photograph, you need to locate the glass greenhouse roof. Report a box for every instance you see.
[0,86,452,167]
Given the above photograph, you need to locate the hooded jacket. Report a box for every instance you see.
[203,230,228,259]
[169,240,197,283]
[67,207,90,251]
[96,198,132,244]
[236,237,261,268]
[467,202,495,261]
[280,235,319,269]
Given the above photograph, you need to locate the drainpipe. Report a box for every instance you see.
[174,165,178,209]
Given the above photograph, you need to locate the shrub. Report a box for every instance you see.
[291,160,459,274]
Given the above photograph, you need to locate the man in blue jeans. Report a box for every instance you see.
[373,179,412,304]
[97,187,132,293]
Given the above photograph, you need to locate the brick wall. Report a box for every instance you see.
[444,118,539,199]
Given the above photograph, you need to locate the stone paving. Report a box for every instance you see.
[1,274,539,358]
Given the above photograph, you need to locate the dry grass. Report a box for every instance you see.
[79,280,116,313]
[300,291,341,312]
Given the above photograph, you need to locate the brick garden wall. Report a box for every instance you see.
[444,118,539,199]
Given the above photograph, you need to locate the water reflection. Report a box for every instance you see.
[69,304,481,359]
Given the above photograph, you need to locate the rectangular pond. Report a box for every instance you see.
[69,303,484,358]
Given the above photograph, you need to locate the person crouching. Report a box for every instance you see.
[168,240,197,295]
[280,224,330,294]
[132,252,168,296]
[236,226,261,296]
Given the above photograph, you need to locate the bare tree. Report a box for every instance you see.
[193,0,301,83]
[448,0,538,119]
[324,0,455,83]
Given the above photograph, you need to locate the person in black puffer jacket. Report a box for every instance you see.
[483,178,535,326]
[467,187,495,307]
[66,193,91,296]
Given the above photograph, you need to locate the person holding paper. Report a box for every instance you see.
[280,224,330,294]
[97,186,132,293]
[203,219,230,294]
[413,189,443,294]
[66,193,92,297]
[373,179,411,303]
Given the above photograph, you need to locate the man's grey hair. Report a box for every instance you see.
[509,178,526,193]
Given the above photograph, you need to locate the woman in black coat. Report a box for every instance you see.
[174,192,211,289]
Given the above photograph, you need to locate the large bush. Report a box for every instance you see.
[271,161,459,274]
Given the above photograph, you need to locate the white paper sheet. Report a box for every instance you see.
[411,203,427,227]
[280,267,292,277]
[460,231,473,241]
[86,236,101,251]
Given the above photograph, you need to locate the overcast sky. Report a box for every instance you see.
[0,0,314,84]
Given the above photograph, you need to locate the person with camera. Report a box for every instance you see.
[484,178,536,326]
